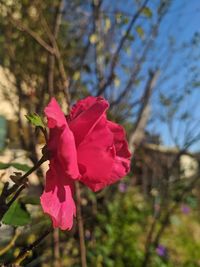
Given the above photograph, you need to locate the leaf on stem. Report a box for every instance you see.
[25,113,45,128]
[0,162,31,172]
[2,200,31,226]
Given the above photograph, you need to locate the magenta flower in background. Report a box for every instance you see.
[156,245,166,257]
[118,182,127,193]
[181,204,190,214]
[40,97,131,230]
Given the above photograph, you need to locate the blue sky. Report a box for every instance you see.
[84,0,200,151]
[147,0,200,151]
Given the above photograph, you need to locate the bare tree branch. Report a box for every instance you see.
[75,182,87,267]
[5,227,53,265]
[9,17,55,55]
[48,0,65,97]
[96,0,149,96]
[0,229,21,256]
[129,70,160,149]
[42,18,71,108]
[92,0,104,87]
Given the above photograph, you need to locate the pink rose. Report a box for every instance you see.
[40,96,131,230]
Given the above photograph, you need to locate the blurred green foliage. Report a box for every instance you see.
[85,185,200,267]
[0,179,200,266]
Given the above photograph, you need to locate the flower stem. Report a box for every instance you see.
[75,181,87,267]
[53,228,61,267]
[0,155,47,221]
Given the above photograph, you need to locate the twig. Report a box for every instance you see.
[141,212,159,267]
[5,227,53,265]
[47,0,65,97]
[41,17,71,110]
[75,182,87,267]
[92,0,104,87]
[129,70,160,149]
[7,184,26,207]
[0,156,47,221]
[96,0,149,96]
[0,229,21,256]
[9,17,55,55]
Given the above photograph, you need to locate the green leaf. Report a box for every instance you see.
[2,201,31,226]
[142,7,152,18]
[25,113,45,128]
[11,163,31,172]
[136,26,145,39]
[0,162,10,169]
[0,162,31,172]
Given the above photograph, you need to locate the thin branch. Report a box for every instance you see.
[9,17,55,55]
[3,1,70,110]
[69,15,95,95]
[5,227,53,265]
[141,215,158,267]
[129,70,160,149]
[0,229,21,256]
[75,182,87,267]
[92,0,104,87]
[42,18,71,109]
[0,156,47,221]
[48,0,65,97]
[7,184,26,207]
[109,24,157,108]
[96,0,149,96]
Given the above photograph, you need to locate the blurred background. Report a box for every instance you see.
[0,0,200,266]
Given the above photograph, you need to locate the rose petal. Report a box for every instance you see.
[45,97,67,128]
[69,96,101,120]
[107,121,131,158]
[40,159,76,230]
[68,97,109,147]
[77,117,130,191]
[45,98,80,179]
